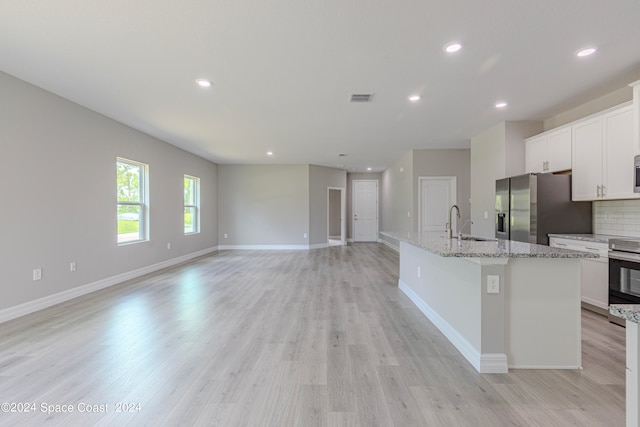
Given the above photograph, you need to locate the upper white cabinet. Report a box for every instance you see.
[525,127,571,173]
[572,104,638,201]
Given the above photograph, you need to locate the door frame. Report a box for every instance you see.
[418,176,457,233]
[327,187,346,246]
[352,179,379,242]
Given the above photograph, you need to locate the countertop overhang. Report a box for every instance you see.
[381,231,599,259]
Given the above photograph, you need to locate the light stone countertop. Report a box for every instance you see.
[548,233,623,244]
[610,304,640,324]
[382,231,599,259]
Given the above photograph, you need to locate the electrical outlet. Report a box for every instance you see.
[407,211,411,218]
[484,211,488,219]
[33,268,42,281]
[487,275,499,294]
[417,266,421,278]
[303,233,308,239]
[70,262,76,272]
[224,233,228,239]
[167,242,171,250]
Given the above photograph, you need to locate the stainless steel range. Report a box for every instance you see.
[609,237,640,326]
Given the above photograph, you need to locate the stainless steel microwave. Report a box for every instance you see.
[636,155,640,193]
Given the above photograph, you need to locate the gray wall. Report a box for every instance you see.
[308,165,347,245]
[381,151,414,243]
[347,172,383,240]
[0,71,218,311]
[412,149,471,233]
[470,121,541,237]
[218,164,310,246]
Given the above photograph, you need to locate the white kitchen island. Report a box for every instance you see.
[610,305,640,427]
[382,231,597,374]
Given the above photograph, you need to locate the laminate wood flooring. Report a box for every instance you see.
[0,244,626,426]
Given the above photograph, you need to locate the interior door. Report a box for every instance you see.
[353,180,378,242]
[419,177,456,233]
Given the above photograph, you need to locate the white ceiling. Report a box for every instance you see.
[2,1,640,172]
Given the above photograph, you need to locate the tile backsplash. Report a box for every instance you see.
[593,199,640,237]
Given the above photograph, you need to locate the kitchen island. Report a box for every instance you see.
[382,231,597,374]
[610,304,640,427]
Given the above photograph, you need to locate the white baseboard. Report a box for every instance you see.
[347,238,354,243]
[0,247,218,324]
[398,279,508,374]
[380,239,399,252]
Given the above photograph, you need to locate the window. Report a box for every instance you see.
[117,158,148,244]
[184,175,200,234]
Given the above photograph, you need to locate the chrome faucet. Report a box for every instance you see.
[447,204,460,239]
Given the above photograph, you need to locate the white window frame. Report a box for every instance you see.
[117,157,149,245]
[184,174,200,235]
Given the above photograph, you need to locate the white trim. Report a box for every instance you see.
[0,247,218,324]
[327,186,347,246]
[218,244,312,250]
[380,239,399,252]
[508,364,581,370]
[398,279,508,374]
[347,238,354,243]
[418,176,457,234]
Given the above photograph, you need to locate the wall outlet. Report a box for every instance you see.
[484,211,488,219]
[407,211,411,218]
[69,262,76,272]
[303,233,308,239]
[167,242,171,250]
[224,233,228,239]
[417,266,421,278]
[33,268,42,281]
[487,275,499,294]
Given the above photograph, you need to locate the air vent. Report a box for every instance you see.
[350,93,373,103]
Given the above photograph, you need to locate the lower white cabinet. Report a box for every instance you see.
[550,237,608,311]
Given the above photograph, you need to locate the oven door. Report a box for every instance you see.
[609,251,640,325]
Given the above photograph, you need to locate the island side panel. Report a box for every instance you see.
[398,241,483,364]
[505,258,582,369]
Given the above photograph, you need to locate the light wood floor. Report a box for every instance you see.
[0,244,626,426]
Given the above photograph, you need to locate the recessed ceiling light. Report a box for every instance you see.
[409,95,421,102]
[576,47,597,57]
[266,151,273,156]
[367,167,372,171]
[195,79,211,88]
[443,42,463,53]
[495,101,508,108]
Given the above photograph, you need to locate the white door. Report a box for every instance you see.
[353,180,378,242]
[419,177,456,233]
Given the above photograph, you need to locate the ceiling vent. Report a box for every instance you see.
[350,93,373,103]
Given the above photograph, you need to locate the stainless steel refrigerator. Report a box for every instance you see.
[495,173,592,245]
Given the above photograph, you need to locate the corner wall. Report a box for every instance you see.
[0,71,218,313]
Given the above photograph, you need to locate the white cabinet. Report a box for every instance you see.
[572,104,638,201]
[525,127,572,173]
[549,237,608,311]
[632,80,640,155]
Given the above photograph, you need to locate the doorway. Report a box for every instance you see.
[352,180,379,242]
[419,176,457,233]
[328,187,345,246]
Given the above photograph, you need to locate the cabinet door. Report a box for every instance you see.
[572,117,603,201]
[604,106,639,200]
[525,136,546,173]
[546,127,572,172]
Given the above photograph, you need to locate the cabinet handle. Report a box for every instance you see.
[597,185,601,197]
[602,185,606,197]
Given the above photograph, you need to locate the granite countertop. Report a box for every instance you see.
[382,231,599,259]
[610,304,640,324]
[548,233,623,244]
